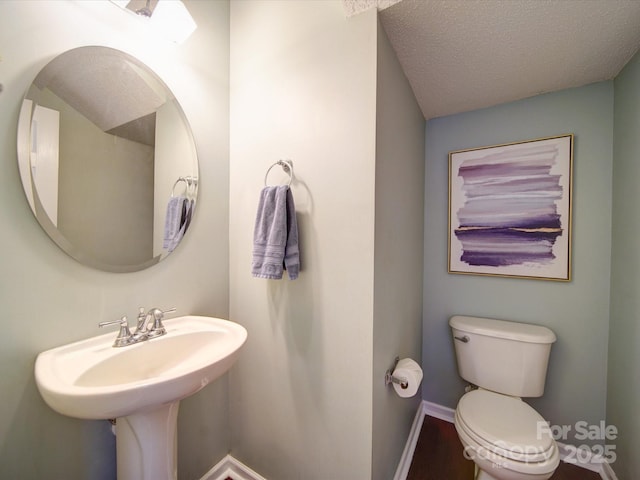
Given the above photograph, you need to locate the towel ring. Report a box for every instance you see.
[171,176,197,197]
[264,160,293,187]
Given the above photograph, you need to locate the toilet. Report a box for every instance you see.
[450,315,560,480]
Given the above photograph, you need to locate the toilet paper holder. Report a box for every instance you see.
[384,356,408,389]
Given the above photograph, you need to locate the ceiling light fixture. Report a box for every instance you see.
[135,0,154,18]
[109,0,197,44]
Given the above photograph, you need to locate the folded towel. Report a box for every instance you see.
[252,185,300,280]
[163,195,187,252]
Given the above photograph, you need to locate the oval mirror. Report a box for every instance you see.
[17,46,198,272]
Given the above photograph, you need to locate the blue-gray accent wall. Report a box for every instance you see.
[423,82,614,446]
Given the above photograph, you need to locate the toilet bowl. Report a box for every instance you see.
[454,389,559,480]
[449,316,559,480]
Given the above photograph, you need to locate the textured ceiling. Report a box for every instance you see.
[346,0,640,120]
[342,0,402,17]
[35,48,166,145]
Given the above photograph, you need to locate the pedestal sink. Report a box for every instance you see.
[35,315,247,480]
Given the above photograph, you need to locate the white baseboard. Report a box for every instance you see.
[422,399,455,423]
[201,454,268,480]
[393,403,427,480]
[394,400,456,480]
[599,460,619,480]
[556,442,619,480]
[556,441,603,473]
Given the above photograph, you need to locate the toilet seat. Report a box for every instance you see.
[455,390,559,475]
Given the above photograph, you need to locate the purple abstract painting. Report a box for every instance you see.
[449,135,573,281]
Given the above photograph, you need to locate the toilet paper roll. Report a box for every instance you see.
[392,358,423,398]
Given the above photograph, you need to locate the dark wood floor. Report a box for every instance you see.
[407,415,602,480]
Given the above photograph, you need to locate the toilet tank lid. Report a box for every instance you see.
[449,316,557,344]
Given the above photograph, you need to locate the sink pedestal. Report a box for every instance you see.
[116,401,180,480]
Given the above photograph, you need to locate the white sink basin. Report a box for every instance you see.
[35,315,247,419]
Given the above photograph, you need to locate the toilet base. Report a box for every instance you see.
[464,442,556,480]
[474,462,552,480]
[456,410,558,480]
[476,467,499,480]
[470,456,555,480]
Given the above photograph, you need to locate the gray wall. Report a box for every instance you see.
[229,2,424,479]
[229,2,378,478]
[372,18,425,480]
[610,48,640,479]
[423,82,614,445]
[0,1,230,478]
[51,89,155,266]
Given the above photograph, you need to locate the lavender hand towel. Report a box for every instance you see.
[163,196,186,251]
[252,185,300,280]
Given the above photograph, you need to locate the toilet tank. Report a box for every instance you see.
[449,315,556,397]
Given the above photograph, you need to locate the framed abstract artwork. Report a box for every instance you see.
[448,134,574,281]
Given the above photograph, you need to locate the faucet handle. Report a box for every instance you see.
[99,316,133,347]
[146,307,176,338]
[98,315,129,329]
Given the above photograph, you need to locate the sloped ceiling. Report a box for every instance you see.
[344,0,640,119]
[34,47,166,145]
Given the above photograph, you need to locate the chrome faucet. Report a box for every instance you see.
[133,307,177,340]
[99,307,176,347]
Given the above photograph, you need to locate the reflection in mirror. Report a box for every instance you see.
[17,46,198,272]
